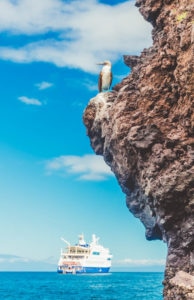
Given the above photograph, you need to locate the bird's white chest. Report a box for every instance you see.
[101,66,111,87]
[102,71,110,82]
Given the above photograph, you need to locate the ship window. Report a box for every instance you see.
[92,251,100,255]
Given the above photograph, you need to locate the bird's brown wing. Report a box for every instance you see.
[110,71,113,89]
[98,72,102,92]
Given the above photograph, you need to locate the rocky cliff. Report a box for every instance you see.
[83,0,194,298]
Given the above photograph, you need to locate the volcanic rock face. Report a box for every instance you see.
[83,0,194,298]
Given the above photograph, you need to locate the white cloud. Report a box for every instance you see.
[116,258,166,266]
[0,254,30,263]
[82,78,98,91]
[0,0,153,73]
[35,81,53,90]
[18,96,42,106]
[0,254,56,270]
[45,154,113,180]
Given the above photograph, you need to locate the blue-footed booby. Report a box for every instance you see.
[97,60,112,92]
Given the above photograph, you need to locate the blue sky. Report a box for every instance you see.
[0,0,166,271]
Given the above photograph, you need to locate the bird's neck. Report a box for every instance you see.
[102,65,111,72]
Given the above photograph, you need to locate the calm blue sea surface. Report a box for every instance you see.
[0,272,164,299]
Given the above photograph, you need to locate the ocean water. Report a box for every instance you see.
[0,272,164,299]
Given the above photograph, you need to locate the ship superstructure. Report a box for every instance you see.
[57,234,112,274]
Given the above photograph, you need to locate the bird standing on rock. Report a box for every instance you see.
[97,60,112,93]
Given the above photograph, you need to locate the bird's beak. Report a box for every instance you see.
[96,62,104,65]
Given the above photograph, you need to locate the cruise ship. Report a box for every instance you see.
[57,234,112,274]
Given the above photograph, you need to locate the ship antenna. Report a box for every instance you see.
[61,237,70,247]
